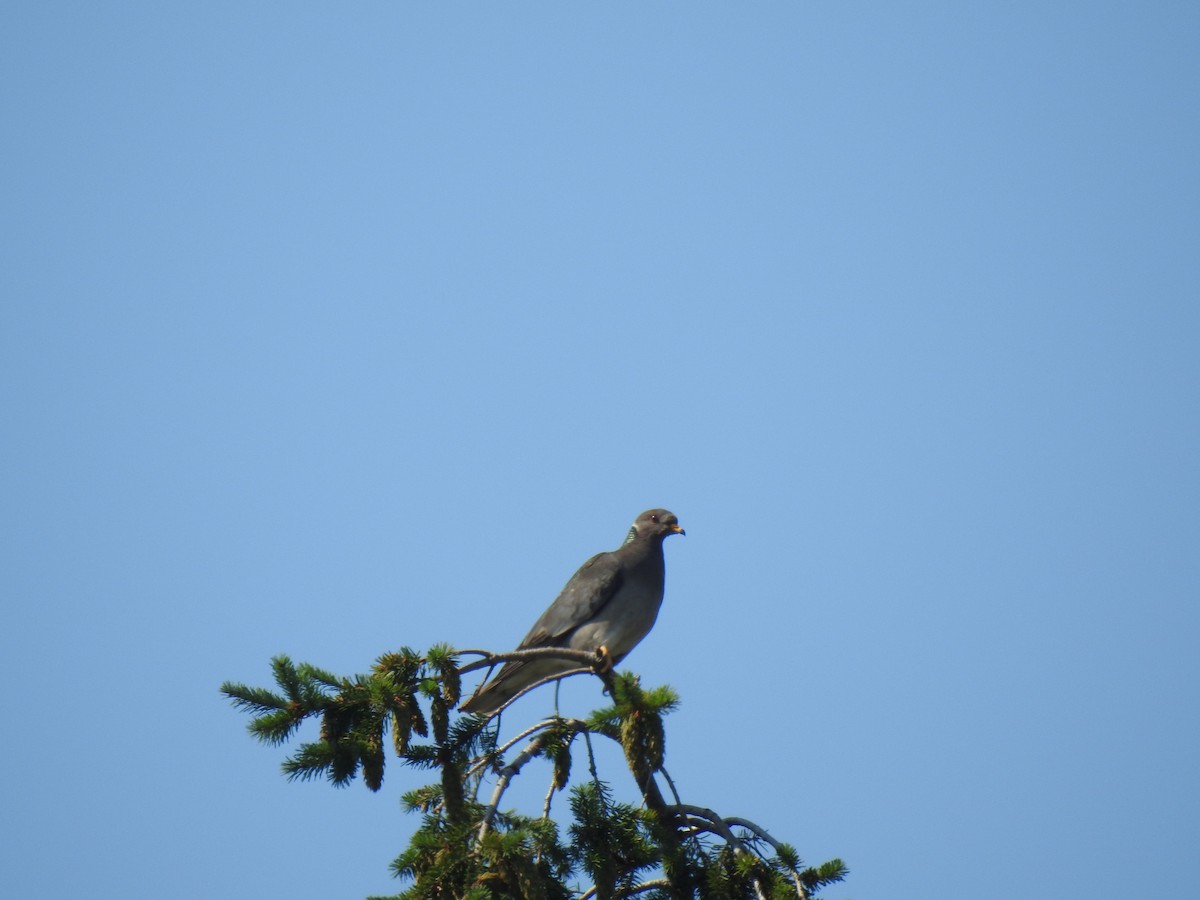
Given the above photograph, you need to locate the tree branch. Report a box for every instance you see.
[478,733,551,842]
[668,807,769,900]
[225,645,840,898]
[621,879,674,897]
[455,646,611,676]
[659,765,684,808]
[724,816,811,900]
[468,666,595,722]
[475,717,594,843]
[667,804,808,900]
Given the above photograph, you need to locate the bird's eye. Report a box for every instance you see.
[650,515,659,523]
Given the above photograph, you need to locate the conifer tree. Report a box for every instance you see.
[221,645,847,899]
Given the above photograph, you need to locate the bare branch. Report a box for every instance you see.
[665,807,774,900]
[541,771,556,820]
[667,804,809,900]
[469,666,595,723]
[659,764,684,808]
[477,733,551,842]
[465,717,561,781]
[582,880,674,900]
[475,717,596,843]
[582,729,600,782]
[464,715,590,809]
[725,816,811,900]
[669,804,749,851]
[455,646,607,675]
[618,879,673,898]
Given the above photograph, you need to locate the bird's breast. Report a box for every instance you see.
[567,579,665,661]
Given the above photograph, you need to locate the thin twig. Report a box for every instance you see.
[667,806,770,900]
[725,816,811,900]
[476,717,596,843]
[668,804,807,900]
[619,879,674,897]
[493,725,544,765]
[659,764,684,807]
[582,880,675,899]
[671,806,744,849]
[541,771,557,820]
[582,729,600,783]
[481,667,594,720]
[455,646,607,676]
[477,734,551,842]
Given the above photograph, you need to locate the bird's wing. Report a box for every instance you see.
[459,551,625,715]
[517,550,624,648]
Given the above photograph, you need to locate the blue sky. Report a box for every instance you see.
[3,3,1197,898]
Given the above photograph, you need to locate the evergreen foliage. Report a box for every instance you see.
[221,645,847,899]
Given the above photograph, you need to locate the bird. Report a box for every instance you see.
[460,508,685,717]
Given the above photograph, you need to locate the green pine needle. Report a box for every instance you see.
[247,708,304,746]
[281,741,336,783]
[219,682,289,715]
[224,644,846,898]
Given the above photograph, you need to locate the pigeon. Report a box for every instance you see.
[460,508,684,717]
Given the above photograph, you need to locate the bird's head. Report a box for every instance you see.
[628,508,685,542]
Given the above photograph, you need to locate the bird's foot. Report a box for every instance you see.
[594,645,614,673]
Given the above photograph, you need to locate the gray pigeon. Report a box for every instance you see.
[460,509,685,717]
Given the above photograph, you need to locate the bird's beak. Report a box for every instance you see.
[671,524,686,536]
